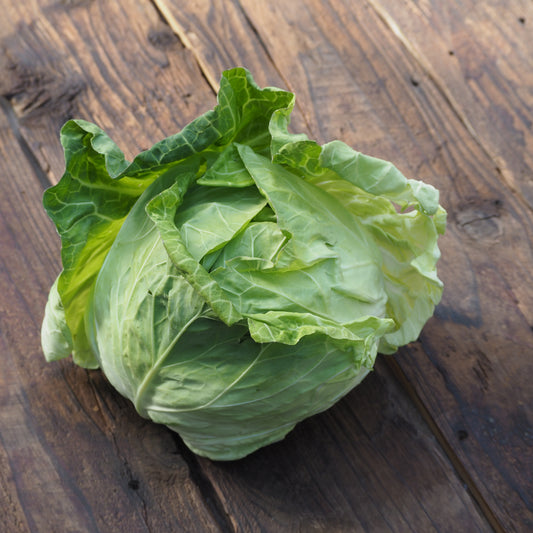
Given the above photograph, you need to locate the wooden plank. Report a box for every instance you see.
[368,0,533,211]
[156,0,532,529]
[218,1,531,531]
[0,98,224,532]
[0,1,231,531]
[0,0,217,180]
[196,357,490,532]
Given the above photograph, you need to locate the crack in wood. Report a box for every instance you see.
[385,355,505,533]
[149,0,218,94]
[170,433,236,533]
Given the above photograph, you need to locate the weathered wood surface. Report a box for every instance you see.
[0,0,531,532]
[158,1,533,530]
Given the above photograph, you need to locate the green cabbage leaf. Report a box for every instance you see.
[42,68,445,460]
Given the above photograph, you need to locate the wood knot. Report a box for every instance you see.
[148,27,179,50]
[127,479,140,490]
[455,198,504,242]
[0,22,86,123]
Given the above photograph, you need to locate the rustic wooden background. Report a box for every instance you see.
[1,1,532,531]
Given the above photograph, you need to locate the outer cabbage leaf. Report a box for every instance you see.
[268,112,445,353]
[41,277,73,362]
[42,68,294,368]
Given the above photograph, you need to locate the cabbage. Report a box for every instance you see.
[41,68,445,460]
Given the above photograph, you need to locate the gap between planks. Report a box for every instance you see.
[149,0,220,92]
[170,432,236,533]
[149,0,316,136]
[385,356,504,533]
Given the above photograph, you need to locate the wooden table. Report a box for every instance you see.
[1,1,532,531]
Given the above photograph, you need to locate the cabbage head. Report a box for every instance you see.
[41,68,446,460]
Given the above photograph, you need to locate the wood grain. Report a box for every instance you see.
[0,0,531,531]
[0,98,224,532]
[228,1,533,530]
[369,0,533,210]
[156,0,533,530]
[0,0,217,179]
[0,0,223,531]
[152,0,309,134]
